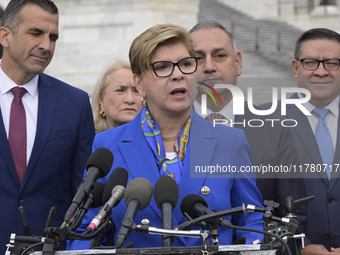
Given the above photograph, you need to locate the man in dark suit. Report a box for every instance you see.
[0,0,95,253]
[272,28,340,255]
[189,20,307,250]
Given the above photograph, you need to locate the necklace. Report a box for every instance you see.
[162,134,178,142]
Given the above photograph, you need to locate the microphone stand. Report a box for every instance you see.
[90,215,115,248]
[134,224,207,238]
[134,224,212,251]
[175,204,293,255]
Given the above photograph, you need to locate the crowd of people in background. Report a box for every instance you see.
[1,0,340,255]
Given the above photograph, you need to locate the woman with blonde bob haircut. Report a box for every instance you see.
[68,24,263,250]
[92,60,142,133]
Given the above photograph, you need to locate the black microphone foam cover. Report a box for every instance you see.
[102,167,129,203]
[180,194,208,218]
[86,147,113,178]
[154,176,179,209]
[91,182,105,208]
[124,178,153,210]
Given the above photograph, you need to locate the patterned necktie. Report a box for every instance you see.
[9,87,27,184]
[312,108,334,180]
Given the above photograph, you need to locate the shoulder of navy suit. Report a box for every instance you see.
[39,73,90,98]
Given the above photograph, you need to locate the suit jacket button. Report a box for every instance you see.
[18,197,24,203]
[324,234,330,240]
[328,197,335,204]
[201,186,210,195]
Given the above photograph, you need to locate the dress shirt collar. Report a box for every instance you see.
[0,63,39,98]
[299,93,339,119]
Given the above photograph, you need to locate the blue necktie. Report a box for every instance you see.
[312,108,334,180]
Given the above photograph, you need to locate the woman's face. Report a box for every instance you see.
[135,42,197,118]
[100,67,142,128]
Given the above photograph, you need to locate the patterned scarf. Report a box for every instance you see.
[141,106,191,184]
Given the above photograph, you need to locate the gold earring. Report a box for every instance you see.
[141,97,147,107]
[100,110,106,118]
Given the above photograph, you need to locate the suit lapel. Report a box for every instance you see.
[117,116,162,222]
[0,108,20,186]
[287,94,329,184]
[21,75,57,188]
[329,100,340,190]
[173,112,217,226]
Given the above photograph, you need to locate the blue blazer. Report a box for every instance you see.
[67,111,263,250]
[0,74,95,253]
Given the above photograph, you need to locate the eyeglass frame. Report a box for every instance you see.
[298,58,340,71]
[150,57,198,77]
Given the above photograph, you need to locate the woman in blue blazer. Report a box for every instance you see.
[67,23,263,250]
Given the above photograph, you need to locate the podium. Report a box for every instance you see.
[30,244,281,255]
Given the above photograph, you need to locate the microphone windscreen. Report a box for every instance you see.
[90,182,105,208]
[180,194,208,218]
[86,147,113,178]
[102,167,129,203]
[124,178,153,210]
[154,176,179,209]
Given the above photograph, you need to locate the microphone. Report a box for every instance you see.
[18,206,31,236]
[102,167,129,203]
[154,176,179,247]
[180,194,231,229]
[44,207,56,229]
[181,194,215,218]
[63,147,113,224]
[90,182,106,208]
[86,168,129,232]
[116,178,153,248]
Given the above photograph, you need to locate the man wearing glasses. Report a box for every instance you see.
[190,20,307,252]
[284,28,340,255]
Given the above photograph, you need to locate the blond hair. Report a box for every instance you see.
[129,24,195,76]
[92,60,131,133]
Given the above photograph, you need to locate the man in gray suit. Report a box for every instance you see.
[279,28,340,255]
[189,20,307,252]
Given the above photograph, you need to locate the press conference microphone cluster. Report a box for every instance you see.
[40,167,129,251]
[154,175,179,247]
[116,177,212,247]
[63,147,113,227]
[86,167,128,232]
[116,178,153,248]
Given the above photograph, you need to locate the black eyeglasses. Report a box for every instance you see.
[150,57,198,77]
[299,58,340,71]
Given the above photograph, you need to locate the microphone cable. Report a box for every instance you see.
[220,221,292,255]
